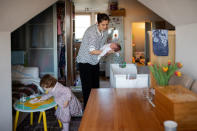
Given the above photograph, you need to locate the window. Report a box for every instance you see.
[75,14,91,40]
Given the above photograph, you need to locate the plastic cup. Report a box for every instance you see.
[164,120,178,131]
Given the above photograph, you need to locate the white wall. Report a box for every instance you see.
[138,0,197,26]
[74,0,108,12]
[0,32,12,131]
[0,0,57,32]
[119,0,163,63]
[176,23,197,79]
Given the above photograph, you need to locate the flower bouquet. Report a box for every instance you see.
[148,60,182,86]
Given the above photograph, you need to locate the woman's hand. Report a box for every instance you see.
[107,50,115,55]
[63,101,69,108]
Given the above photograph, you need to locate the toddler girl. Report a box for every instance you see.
[39,74,82,131]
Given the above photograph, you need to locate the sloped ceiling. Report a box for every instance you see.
[74,0,109,12]
[138,0,197,26]
[0,0,58,32]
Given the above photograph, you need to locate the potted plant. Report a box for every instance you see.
[148,60,182,86]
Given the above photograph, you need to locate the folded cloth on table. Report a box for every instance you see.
[29,98,41,104]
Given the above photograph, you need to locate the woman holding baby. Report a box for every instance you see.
[76,13,120,109]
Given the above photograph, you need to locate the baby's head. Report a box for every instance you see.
[40,74,57,92]
[110,43,121,52]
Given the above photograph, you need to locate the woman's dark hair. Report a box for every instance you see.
[97,13,110,24]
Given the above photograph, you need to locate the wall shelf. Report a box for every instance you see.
[109,9,126,16]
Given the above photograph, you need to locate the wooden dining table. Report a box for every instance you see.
[79,88,164,131]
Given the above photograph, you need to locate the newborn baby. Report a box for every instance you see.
[98,43,121,60]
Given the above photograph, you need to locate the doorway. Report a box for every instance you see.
[132,22,145,65]
[131,22,151,65]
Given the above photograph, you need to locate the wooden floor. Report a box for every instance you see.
[79,88,164,131]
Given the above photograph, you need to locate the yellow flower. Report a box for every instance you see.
[162,67,168,72]
[148,62,152,66]
[175,71,182,77]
